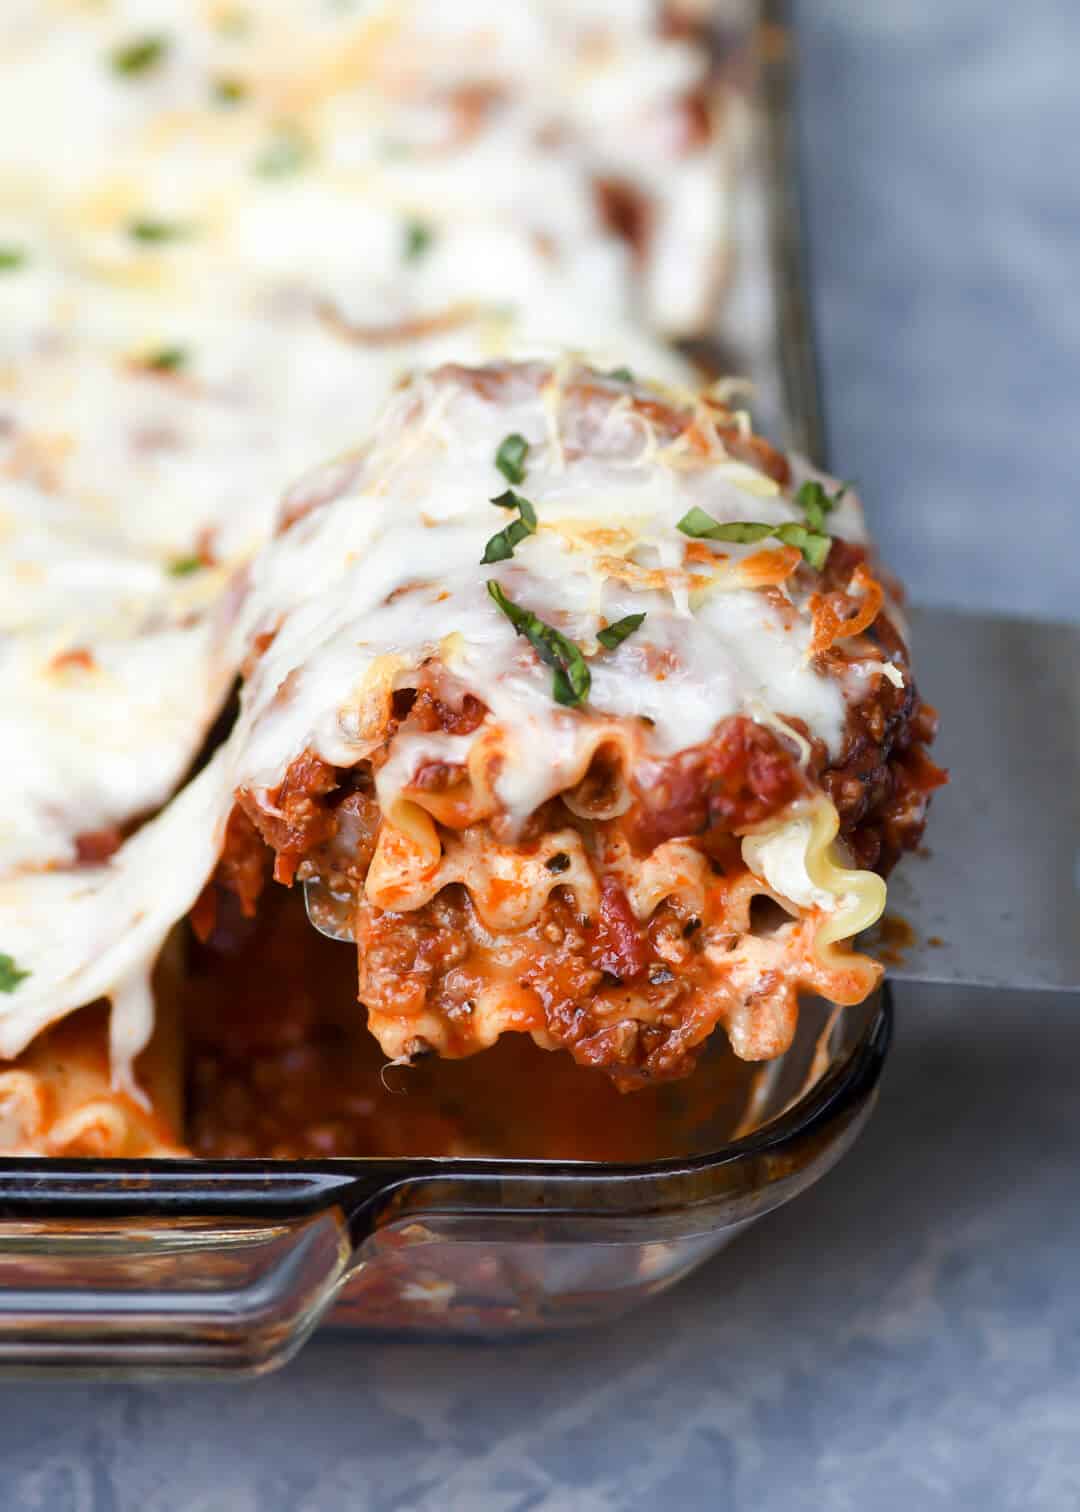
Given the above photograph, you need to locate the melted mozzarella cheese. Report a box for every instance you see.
[228,365,855,834]
[1,0,728,883]
[1,620,230,874]
[0,756,232,1089]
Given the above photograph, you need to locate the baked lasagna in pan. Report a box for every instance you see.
[1,0,727,894]
[0,359,943,1148]
[215,360,943,1085]
[0,5,942,1154]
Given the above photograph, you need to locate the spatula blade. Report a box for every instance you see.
[864,606,1080,991]
[305,610,1079,993]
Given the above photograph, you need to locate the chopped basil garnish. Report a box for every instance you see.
[677,506,831,571]
[403,219,434,262]
[481,490,537,563]
[773,523,832,571]
[167,555,203,577]
[597,612,646,650]
[255,124,312,178]
[213,76,248,105]
[678,512,775,545]
[678,507,763,542]
[110,34,168,76]
[495,433,529,484]
[796,478,846,532]
[142,346,187,373]
[128,218,191,244]
[0,247,27,272]
[487,581,590,707]
[0,954,30,994]
[606,366,634,383]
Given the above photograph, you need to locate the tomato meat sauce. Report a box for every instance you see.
[184,887,758,1161]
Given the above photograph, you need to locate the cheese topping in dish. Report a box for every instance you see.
[0,0,734,885]
[0,360,944,1089]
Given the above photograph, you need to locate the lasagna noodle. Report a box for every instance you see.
[352,823,885,1073]
[0,987,185,1160]
[741,799,888,953]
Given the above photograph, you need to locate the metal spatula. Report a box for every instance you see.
[304,604,1080,992]
[752,10,1080,993]
[862,606,1079,991]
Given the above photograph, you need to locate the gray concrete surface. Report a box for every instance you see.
[2,986,1077,1512]
[799,0,1080,620]
[2,4,1078,1507]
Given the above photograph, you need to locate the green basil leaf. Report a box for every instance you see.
[128,218,191,244]
[487,581,590,707]
[403,220,434,262]
[481,518,530,563]
[481,491,536,562]
[0,954,30,993]
[110,35,168,76]
[597,612,647,650]
[495,491,536,529]
[481,532,513,564]
[677,507,830,570]
[489,489,536,528]
[795,479,846,532]
[773,522,832,571]
[677,509,773,544]
[495,432,529,484]
[606,366,634,383]
[167,555,203,577]
[0,247,27,272]
[141,346,188,373]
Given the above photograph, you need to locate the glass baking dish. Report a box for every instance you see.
[0,0,893,1373]
[0,990,888,1374]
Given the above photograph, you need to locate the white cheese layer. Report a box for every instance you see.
[229,364,860,830]
[1,0,730,880]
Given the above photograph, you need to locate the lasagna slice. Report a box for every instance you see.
[212,358,943,1087]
